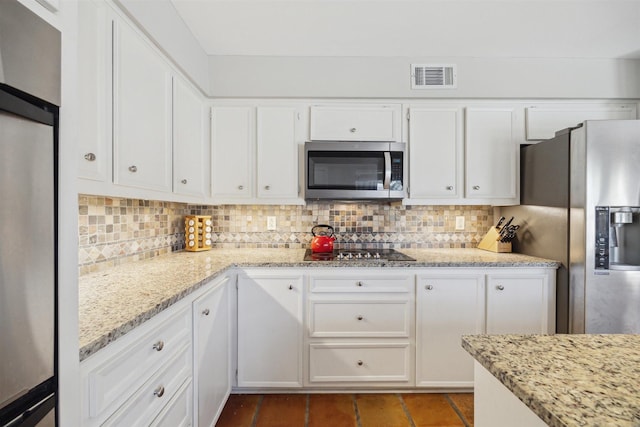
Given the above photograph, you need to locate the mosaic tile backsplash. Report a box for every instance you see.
[78,195,494,274]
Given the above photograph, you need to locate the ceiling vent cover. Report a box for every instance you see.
[411,64,457,89]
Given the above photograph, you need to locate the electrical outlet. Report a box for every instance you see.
[455,216,465,230]
[267,216,277,231]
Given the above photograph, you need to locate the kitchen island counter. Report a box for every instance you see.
[462,334,640,427]
[79,248,558,360]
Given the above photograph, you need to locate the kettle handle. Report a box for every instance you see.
[311,224,334,237]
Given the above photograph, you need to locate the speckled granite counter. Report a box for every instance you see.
[462,334,640,427]
[79,248,558,361]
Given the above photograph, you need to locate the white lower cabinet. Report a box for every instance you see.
[193,275,231,427]
[237,270,304,388]
[306,271,415,388]
[416,273,485,388]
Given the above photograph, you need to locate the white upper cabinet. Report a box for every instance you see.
[173,77,207,197]
[408,107,462,200]
[112,19,172,192]
[310,104,402,141]
[465,107,518,201]
[211,106,253,200]
[256,106,302,199]
[526,103,637,141]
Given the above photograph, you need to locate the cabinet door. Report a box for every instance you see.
[309,105,401,141]
[465,108,517,199]
[112,19,172,192]
[486,274,550,334]
[77,0,110,182]
[256,106,300,199]
[416,274,485,387]
[237,273,304,387]
[193,276,231,427]
[173,77,206,197]
[408,108,461,199]
[211,106,253,199]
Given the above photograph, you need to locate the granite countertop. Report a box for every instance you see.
[462,334,640,427]
[79,248,558,361]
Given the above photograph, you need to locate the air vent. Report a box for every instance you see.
[411,64,457,89]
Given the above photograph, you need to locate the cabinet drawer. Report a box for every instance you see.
[309,343,410,383]
[150,378,193,427]
[87,307,191,419]
[103,344,192,426]
[309,301,410,337]
[309,275,413,293]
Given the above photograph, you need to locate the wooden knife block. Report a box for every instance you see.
[477,227,512,253]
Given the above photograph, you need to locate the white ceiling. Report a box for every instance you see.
[169,0,640,59]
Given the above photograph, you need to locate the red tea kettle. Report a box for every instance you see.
[311,225,336,253]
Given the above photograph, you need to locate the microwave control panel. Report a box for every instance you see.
[595,206,609,270]
[391,153,403,180]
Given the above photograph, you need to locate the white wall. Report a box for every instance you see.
[208,56,640,99]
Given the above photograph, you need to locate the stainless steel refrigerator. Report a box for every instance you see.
[501,119,640,334]
[0,0,60,425]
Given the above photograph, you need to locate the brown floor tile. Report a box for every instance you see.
[308,394,357,427]
[447,393,474,427]
[402,394,464,427]
[356,394,411,427]
[255,394,306,427]
[216,394,261,427]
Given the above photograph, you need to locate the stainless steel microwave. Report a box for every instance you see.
[304,141,406,200]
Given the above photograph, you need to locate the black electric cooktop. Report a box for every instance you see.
[303,248,416,262]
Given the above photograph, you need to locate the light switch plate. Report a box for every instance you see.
[455,216,465,230]
[267,216,277,230]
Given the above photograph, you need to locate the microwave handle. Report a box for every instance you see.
[383,152,391,190]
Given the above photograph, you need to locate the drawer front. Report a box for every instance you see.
[88,306,191,419]
[309,275,413,294]
[102,344,192,427]
[150,379,193,427]
[309,301,410,337]
[309,343,410,383]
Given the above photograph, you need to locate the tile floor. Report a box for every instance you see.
[216,393,474,427]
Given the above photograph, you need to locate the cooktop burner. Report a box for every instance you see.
[303,248,416,262]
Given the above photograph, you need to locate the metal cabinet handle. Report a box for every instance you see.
[153,386,165,398]
[84,153,96,161]
[472,185,480,190]
[264,185,270,190]
[152,340,164,351]
[425,284,434,290]
[446,186,453,191]
[357,315,364,320]
[356,281,363,287]
[128,165,137,173]
[181,179,188,184]
[357,360,364,366]
[350,127,357,133]
[202,308,210,316]
[496,285,505,291]
[238,185,244,190]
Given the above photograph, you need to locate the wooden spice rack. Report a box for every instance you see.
[477,226,512,253]
[185,215,212,252]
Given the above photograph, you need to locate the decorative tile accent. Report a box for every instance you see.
[78,195,494,274]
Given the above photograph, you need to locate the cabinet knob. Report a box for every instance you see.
[357,315,364,321]
[425,284,434,290]
[152,340,164,351]
[181,179,188,184]
[496,284,505,291]
[357,360,364,366]
[356,281,363,287]
[128,165,137,173]
[265,185,270,190]
[288,285,293,290]
[238,185,244,190]
[350,127,357,133]
[202,308,210,316]
[153,386,165,398]
[84,152,96,161]
[472,185,480,190]
[446,186,453,191]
